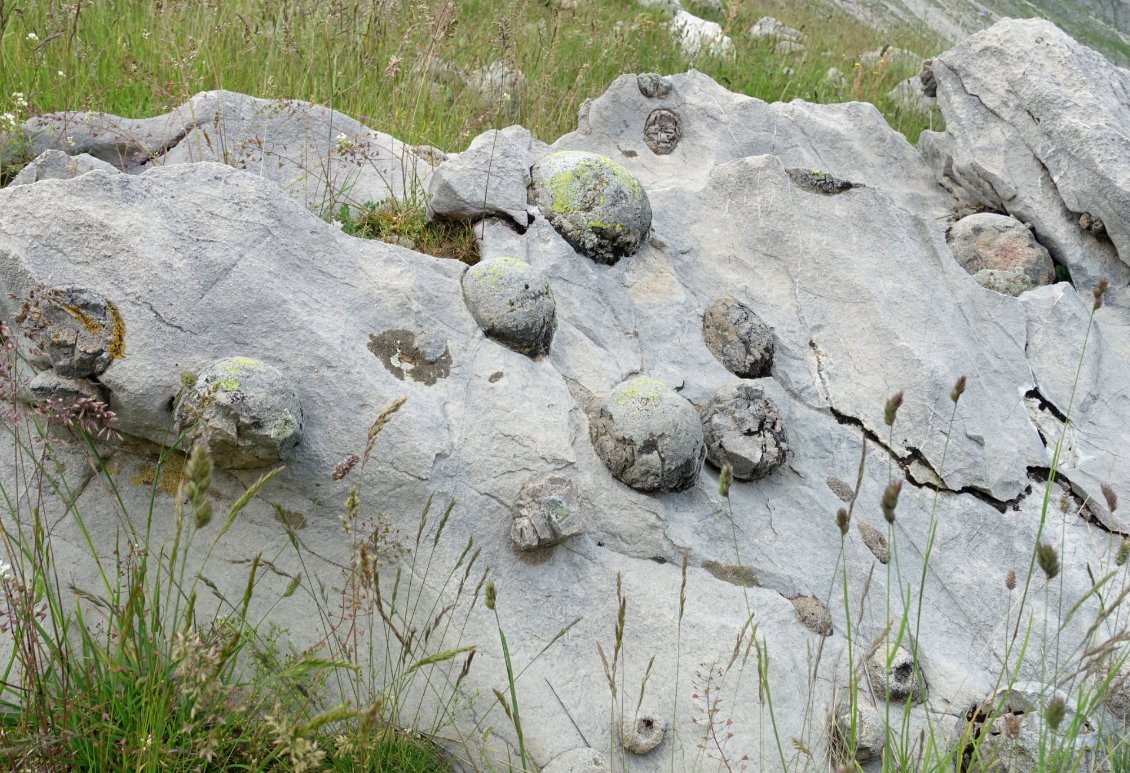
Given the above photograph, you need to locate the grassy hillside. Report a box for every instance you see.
[0,0,942,159]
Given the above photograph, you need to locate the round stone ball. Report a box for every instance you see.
[530,150,652,265]
[702,297,774,378]
[461,257,556,358]
[588,376,705,493]
[175,356,302,469]
[946,213,1055,296]
[701,381,788,481]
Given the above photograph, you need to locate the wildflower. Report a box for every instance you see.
[331,219,344,230]
[334,133,355,155]
[1036,542,1060,580]
[57,70,65,77]
[0,561,12,581]
[883,391,904,426]
[0,113,16,133]
[881,481,902,524]
[26,32,38,42]
[950,375,967,403]
[11,92,27,109]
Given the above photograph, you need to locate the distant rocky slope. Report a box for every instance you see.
[3,17,1130,773]
[826,0,1130,62]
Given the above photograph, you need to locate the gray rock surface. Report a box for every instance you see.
[175,356,302,469]
[461,257,556,357]
[701,381,788,481]
[10,149,119,186]
[668,10,733,59]
[27,370,105,404]
[427,126,547,226]
[702,297,774,377]
[588,376,705,493]
[529,151,652,265]
[542,748,610,773]
[834,702,888,762]
[3,21,1130,772]
[946,212,1056,295]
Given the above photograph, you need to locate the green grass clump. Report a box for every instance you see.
[335,200,479,264]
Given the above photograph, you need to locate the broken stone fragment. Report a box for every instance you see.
[529,150,652,265]
[700,381,788,481]
[588,375,705,493]
[946,212,1055,296]
[636,73,673,99]
[866,644,926,704]
[461,257,556,358]
[28,370,105,404]
[175,356,302,469]
[14,285,125,377]
[542,748,610,773]
[619,709,667,754]
[511,474,583,551]
[702,297,774,378]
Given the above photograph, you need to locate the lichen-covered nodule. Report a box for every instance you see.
[15,285,125,377]
[530,151,652,265]
[175,356,302,469]
[588,376,705,492]
[461,257,556,358]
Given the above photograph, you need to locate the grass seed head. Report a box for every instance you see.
[1005,568,1016,591]
[1037,542,1060,580]
[1102,482,1118,514]
[484,580,497,611]
[835,507,850,536]
[881,481,902,524]
[1044,696,1065,731]
[883,390,904,426]
[184,442,214,529]
[950,375,967,404]
[1093,277,1110,311]
[1117,539,1129,568]
[719,463,733,498]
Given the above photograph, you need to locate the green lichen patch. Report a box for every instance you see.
[612,376,669,407]
[468,256,528,287]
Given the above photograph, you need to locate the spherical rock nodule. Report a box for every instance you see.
[530,151,652,265]
[946,213,1055,296]
[833,702,887,762]
[461,257,556,358]
[702,297,774,378]
[542,747,610,773]
[701,381,788,481]
[588,376,705,493]
[175,357,302,469]
[620,710,667,754]
[867,645,926,704]
[15,285,124,378]
[511,474,583,551]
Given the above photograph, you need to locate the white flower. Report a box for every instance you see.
[0,561,13,581]
[57,70,65,77]
[334,133,354,155]
[11,92,27,109]
[26,32,38,42]
[0,112,16,133]
[331,219,344,230]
